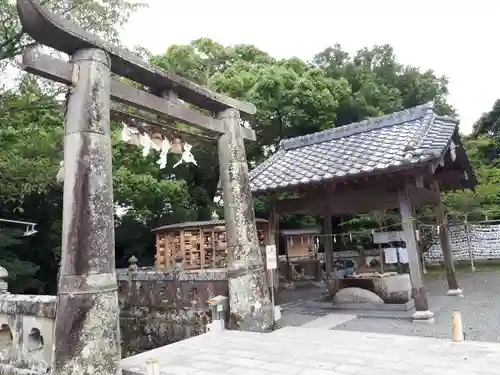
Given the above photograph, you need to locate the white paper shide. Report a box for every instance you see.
[119,122,197,169]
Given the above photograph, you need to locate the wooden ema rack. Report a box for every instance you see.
[154,219,269,270]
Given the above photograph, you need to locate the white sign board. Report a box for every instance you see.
[265,245,277,270]
[372,231,404,244]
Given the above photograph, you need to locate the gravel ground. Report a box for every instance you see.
[279,269,500,342]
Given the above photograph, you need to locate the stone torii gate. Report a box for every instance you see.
[15,0,273,374]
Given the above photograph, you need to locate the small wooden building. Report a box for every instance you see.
[153,219,269,270]
[281,228,320,259]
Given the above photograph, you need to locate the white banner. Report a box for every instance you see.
[265,244,277,270]
[372,231,404,244]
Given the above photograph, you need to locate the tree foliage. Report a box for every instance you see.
[473,99,500,139]
[0,2,495,293]
[0,0,145,62]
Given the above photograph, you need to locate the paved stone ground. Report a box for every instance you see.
[334,269,500,342]
[277,269,500,342]
[275,282,327,328]
[121,326,500,375]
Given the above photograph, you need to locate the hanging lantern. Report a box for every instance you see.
[171,137,183,154]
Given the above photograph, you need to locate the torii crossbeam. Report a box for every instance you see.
[15,1,274,374]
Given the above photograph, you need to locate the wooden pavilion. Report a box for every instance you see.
[249,102,476,320]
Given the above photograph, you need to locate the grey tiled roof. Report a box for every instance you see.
[153,218,268,232]
[249,102,463,193]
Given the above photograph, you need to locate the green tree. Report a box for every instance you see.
[151,40,457,230]
[472,99,500,138]
[0,77,63,202]
[444,136,500,220]
[0,228,41,293]
[1,0,146,62]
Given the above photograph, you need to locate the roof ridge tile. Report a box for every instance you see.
[280,102,435,151]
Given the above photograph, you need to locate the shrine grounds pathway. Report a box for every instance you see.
[277,266,500,342]
[121,266,500,375]
[121,325,500,375]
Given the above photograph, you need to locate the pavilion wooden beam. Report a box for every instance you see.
[274,184,439,216]
[431,169,471,185]
[274,188,399,215]
[21,49,256,141]
[406,184,440,207]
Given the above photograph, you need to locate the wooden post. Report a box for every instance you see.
[200,228,205,269]
[323,216,333,276]
[374,211,384,274]
[398,186,434,321]
[432,182,461,295]
[53,49,121,375]
[464,215,476,273]
[217,108,273,332]
[268,194,279,293]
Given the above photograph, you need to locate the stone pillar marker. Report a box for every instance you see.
[52,48,121,375]
[217,108,274,332]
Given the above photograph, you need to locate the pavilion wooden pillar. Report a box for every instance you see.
[432,182,461,296]
[398,185,434,321]
[217,108,274,332]
[323,216,333,276]
[268,194,279,292]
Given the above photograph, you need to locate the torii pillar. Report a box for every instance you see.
[217,108,274,331]
[53,49,121,375]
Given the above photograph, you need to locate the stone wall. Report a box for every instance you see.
[0,293,56,375]
[0,267,229,373]
[117,268,228,356]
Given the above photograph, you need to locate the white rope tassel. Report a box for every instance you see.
[140,132,152,157]
[56,161,64,183]
[151,132,163,152]
[156,138,171,169]
[120,122,139,145]
[173,142,197,168]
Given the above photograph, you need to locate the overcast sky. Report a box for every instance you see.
[122,0,498,135]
